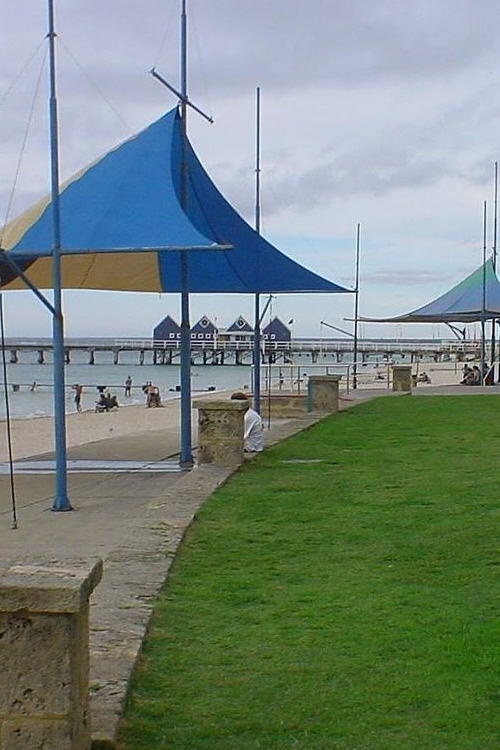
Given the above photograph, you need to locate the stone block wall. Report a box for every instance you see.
[194,400,247,465]
[258,394,307,418]
[392,365,412,392]
[0,559,102,750]
[307,375,341,413]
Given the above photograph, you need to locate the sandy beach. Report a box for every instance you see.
[351,360,465,390]
[0,390,245,463]
[0,400,183,463]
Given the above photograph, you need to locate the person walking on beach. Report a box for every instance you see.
[124,375,132,397]
[72,383,83,413]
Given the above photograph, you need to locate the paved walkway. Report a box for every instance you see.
[2,384,499,747]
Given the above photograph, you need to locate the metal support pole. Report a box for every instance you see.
[149,1,214,466]
[48,0,71,510]
[353,223,361,390]
[253,87,262,413]
[179,0,193,467]
[253,293,261,411]
[492,162,498,379]
[481,200,487,382]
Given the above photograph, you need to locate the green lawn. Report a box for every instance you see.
[118,395,500,750]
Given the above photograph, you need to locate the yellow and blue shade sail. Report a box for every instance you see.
[0,108,348,296]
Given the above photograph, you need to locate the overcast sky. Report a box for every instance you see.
[1,0,499,340]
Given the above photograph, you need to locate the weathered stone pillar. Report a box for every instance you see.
[307,374,341,413]
[0,558,102,750]
[194,400,247,466]
[392,364,412,392]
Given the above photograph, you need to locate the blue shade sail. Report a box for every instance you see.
[359,259,500,323]
[0,107,348,295]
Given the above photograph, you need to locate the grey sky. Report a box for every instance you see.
[1,0,500,339]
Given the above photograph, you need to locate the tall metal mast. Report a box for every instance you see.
[352,223,361,390]
[253,87,262,412]
[178,0,192,466]
[491,162,498,379]
[150,0,213,467]
[48,0,71,511]
[481,200,487,380]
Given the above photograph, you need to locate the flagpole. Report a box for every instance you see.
[48,0,71,511]
[253,86,262,413]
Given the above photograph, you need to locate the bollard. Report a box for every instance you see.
[0,558,102,750]
[392,365,413,392]
[194,400,247,466]
[307,374,341,413]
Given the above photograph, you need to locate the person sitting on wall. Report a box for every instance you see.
[230,392,264,453]
[483,362,494,385]
[417,371,431,383]
[462,366,481,385]
[462,363,472,379]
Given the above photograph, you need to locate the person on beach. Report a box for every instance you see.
[145,383,161,407]
[106,392,119,410]
[95,392,108,412]
[72,383,83,412]
[95,391,119,412]
[124,375,132,397]
[230,392,264,453]
[142,382,152,404]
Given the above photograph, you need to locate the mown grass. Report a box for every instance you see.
[117,395,500,750]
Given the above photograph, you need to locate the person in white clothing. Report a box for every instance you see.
[230,392,264,452]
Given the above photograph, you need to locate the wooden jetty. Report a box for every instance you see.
[2,337,482,366]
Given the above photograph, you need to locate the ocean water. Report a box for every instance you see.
[0,362,250,421]
[0,348,357,421]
